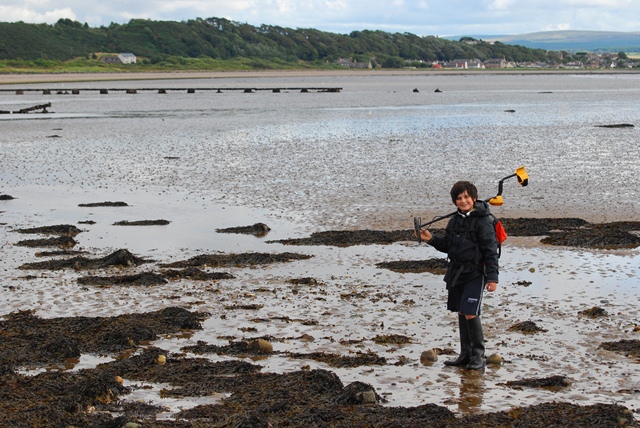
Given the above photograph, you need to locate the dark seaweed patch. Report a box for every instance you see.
[288,350,387,368]
[15,235,77,248]
[377,258,448,274]
[541,228,640,249]
[508,321,548,334]
[499,217,590,236]
[18,249,153,270]
[287,277,318,285]
[503,375,572,389]
[216,222,271,236]
[159,252,312,268]
[182,339,275,356]
[268,229,414,246]
[599,339,640,358]
[16,224,82,236]
[578,306,609,318]
[0,307,203,366]
[161,267,235,280]
[79,201,128,207]
[113,219,171,226]
[373,334,413,345]
[268,219,640,249]
[78,272,168,287]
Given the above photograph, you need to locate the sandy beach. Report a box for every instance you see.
[2,68,640,86]
[1,71,639,427]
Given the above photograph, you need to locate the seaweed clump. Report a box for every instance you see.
[161,267,235,281]
[579,306,609,318]
[216,222,271,236]
[377,258,448,274]
[599,339,640,358]
[15,235,77,248]
[113,219,171,226]
[268,229,414,246]
[16,224,82,236]
[78,271,168,287]
[508,321,548,334]
[160,252,312,268]
[0,307,203,366]
[79,201,128,207]
[18,249,153,270]
[503,375,572,389]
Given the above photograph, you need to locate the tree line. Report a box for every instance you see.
[0,17,559,67]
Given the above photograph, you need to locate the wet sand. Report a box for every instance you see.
[2,68,640,86]
[1,72,639,426]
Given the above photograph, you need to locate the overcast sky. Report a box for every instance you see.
[1,0,638,37]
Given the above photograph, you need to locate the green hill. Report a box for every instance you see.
[447,30,640,53]
[0,17,553,67]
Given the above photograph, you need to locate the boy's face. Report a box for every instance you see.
[455,190,476,213]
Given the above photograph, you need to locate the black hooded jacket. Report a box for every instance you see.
[427,200,499,288]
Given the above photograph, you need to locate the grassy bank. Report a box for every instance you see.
[0,56,342,75]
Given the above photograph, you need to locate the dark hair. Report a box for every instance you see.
[450,181,478,204]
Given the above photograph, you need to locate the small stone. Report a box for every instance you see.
[299,334,315,342]
[250,339,273,353]
[157,354,166,365]
[420,349,438,365]
[560,377,573,387]
[486,353,503,365]
[356,390,377,404]
[115,375,124,385]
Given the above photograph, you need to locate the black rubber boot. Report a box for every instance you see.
[444,314,471,366]
[466,316,485,370]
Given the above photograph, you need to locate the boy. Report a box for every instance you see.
[418,181,498,370]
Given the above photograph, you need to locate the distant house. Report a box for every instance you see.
[118,53,137,64]
[483,58,506,69]
[99,53,137,65]
[442,59,484,69]
[335,58,372,69]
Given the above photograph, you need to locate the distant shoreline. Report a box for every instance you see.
[1,68,639,85]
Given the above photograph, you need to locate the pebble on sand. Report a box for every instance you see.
[486,353,503,365]
[420,349,438,365]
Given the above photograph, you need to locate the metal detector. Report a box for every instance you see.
[414,166,529,243]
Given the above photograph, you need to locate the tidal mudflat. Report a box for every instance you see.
[1,72,639,426]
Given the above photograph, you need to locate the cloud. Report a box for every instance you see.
[0,5,76,23]
[1,0,639,35]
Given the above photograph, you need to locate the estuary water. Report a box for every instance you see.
[0,72,639,418]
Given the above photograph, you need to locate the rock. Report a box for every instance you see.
[420,349,438,365]
[486,353,503,365]
[299,334,315,342]
[250,339,273,353]
[157,354,166,365]
[413,88,420,93]
[356,390,377,404]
